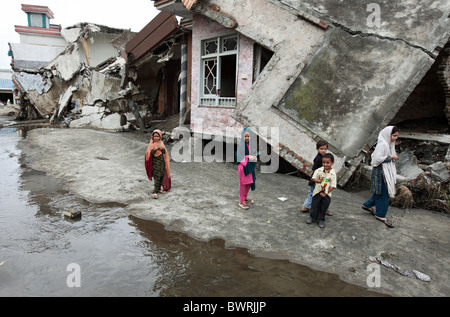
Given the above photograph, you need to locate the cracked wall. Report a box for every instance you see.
[280,0,449,55]
[182,0,449,185]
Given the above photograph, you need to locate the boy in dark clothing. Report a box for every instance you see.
[301,140,328,213]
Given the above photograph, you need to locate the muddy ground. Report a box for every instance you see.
[18,128,450,297]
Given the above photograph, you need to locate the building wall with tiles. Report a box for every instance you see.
[190,14,255,139]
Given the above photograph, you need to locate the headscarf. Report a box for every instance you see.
[236,127,257,190]
[145,129,171,175]
[236,128,257,164]
[371,126,397,198]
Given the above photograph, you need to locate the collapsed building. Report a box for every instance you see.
[10,22,138,129]
[8,1,450,200]
[124,12,189,131]
[149,0,449,188]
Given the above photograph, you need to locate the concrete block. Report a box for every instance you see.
[63,209,81,219]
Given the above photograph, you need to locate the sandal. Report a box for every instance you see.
[362,205,375,216]
[239,202,249,210]
[301,207,309,213]
[376,217,394,228]
[245,199,254,204]
[152,193,158,199]
[326,211,333,216]
[159,190,167,194]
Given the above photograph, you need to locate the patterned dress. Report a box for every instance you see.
[370,157,391,195]
[152,149,166,194]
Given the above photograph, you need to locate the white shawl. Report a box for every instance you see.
[371,126,397,198]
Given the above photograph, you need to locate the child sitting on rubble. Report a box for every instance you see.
[301,140,333,216]
[306,153,337,228]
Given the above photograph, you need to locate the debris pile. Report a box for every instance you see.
[0,101,19,117]
[390,135,450,213]
[370,253,431,282]
[11,23,147,131]
[391,169,449,213]
[349,131,450,213]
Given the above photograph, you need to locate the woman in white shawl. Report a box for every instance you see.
[361,126,399,228]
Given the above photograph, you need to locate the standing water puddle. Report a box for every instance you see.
[0,119,384,297]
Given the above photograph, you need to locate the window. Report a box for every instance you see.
[201,35,238,106]
[253,44,274,82]
[28,13,47,28]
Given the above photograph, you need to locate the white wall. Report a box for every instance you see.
[0,69,13,80]
[20,33,67,47]
[86,33,121,67]
[10,43,65,64]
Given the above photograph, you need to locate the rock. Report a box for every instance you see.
[412,270,431,282]
[396,150,424,181]
[427,161,450,183]
[63,209,81,219]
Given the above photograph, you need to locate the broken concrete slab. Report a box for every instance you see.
[13,72,52,95]
[46,43,84,82]
[69,104,133,130]
[60,27,81,43]
[399,131,450,145]
[57,86,77,118]
[85,72,122,106]
[281,0,450,55]
[63,208,82,219]
[396,150,425,181]
[427,161,450,183]
[179,0,448,187]
[13,71,69,118]
[277,27,434,158]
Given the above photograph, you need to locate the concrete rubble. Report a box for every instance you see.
[11,23,141,130]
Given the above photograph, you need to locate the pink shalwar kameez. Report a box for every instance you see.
[238,144,254,203]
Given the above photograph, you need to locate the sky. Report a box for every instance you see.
[0,0,160,69]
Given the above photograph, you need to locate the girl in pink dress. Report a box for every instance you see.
[236,128,257,210]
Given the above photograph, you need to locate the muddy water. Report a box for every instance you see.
[0,120,383,297]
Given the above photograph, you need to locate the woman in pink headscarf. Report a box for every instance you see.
[145,129,171,199]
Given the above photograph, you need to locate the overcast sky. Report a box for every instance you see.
[0,0,160,69]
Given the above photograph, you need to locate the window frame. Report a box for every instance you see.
[200,33,239,107]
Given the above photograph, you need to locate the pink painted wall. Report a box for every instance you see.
[191,14,254,138]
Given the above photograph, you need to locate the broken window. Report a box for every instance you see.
[253,44,274,82]
[200,35,238,107]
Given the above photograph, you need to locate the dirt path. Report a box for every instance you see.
[19,128,450,297]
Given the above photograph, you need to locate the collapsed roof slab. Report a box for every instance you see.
[281,0,450,56]
[277,27,434,159]
[185,0,448,185]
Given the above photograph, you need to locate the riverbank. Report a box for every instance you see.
[19,128,450,297]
